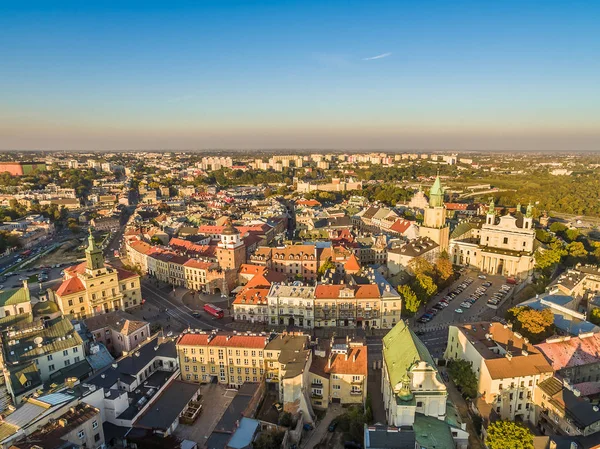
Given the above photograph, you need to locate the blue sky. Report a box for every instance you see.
[1,0,599,150]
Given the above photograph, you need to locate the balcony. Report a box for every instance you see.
[311,393,323,399]
[311,381,323,387]
[350,390,363,395]
[351,379,363,385]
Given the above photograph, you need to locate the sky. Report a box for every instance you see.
[1,0,599,151]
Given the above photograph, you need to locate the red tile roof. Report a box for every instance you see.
[177,333,268,348]
[327,347,368,375]
[233,288,270,305]
[56,277,86,296]
[389,219,413,234]
[115,267,138,281]
[535,333,600,371]
[344,254,361,272]
[183,259,213,270]
[315,284,379,299]
[240,264,267,275]
[296,199,322,207]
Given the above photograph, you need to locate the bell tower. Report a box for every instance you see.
[419,175,450,251]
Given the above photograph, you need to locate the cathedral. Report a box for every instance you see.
[449,199,536,279]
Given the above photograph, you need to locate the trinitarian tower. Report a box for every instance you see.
[419,176,450,251]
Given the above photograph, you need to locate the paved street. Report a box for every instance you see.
[140,281,220,330]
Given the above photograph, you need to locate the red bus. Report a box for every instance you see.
[204,303,224,318]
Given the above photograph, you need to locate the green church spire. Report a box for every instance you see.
[526,202,534,218]
[487,197,495,215]
[428,176,444,207]
[85,227,104,271]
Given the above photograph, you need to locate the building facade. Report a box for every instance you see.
[53,231,142,319]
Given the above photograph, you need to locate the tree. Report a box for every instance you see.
[567,241,587,259]
[535,241,566,272]
[506,306,554,343]
[535,229,554,244]
[485,420,534,449]
[398,285,420,315]
[411,273,438,302]
[549,222,568,234]
[447,359,478,399]
[318,258,336,275]
[253,429,284,449]
[565,228,580,242]
[589,308,600,326]
[434,253,454,283]
[0,230,21,252]
[150,235,163,245]
[409,257,435,278]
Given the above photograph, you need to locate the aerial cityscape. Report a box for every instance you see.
[1,2,600,449]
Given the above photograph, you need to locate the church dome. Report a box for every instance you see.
[33,300,60,317]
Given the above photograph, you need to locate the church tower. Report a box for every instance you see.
[85,228,106,275]
[486,198,496,225]
[217,218,246,270]
[419,175,450,251]
[523,202,534,230]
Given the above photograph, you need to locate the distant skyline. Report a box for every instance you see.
[1,1,599,151]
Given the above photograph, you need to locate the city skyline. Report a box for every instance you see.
[1,0,599,151]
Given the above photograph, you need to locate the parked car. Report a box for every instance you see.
[344,442,362,449]
[328,421,338,432]
[455,308,464,314]
[478,274,487,279]
[274,403,283,412]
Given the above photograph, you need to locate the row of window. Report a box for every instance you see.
[183,348,263,357]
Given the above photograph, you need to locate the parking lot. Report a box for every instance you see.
[415,270,515,332]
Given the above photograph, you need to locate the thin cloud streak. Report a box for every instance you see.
[362,52,392,61]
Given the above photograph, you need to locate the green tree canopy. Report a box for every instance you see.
[486,420,534,449]
[318,258,336,275]
[549,222,568,234]
[252,429,284,449]
[411,273,438,303]
[398,284,419,316]
[567,241,587,258]
[506,306,554,343]
[447,359,478,399]
[535,241,566,272]
[409,257,435,278]
[589,308,600,326]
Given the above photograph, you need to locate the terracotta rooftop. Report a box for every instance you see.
[455,322,553,379]
[233,288,270,305]
[239,264,267,275]
[177,332,269,349]
[344,253,361,272]
[535,332,600,371]
[183,259,213,270]
[315,284,380,299]
[55,276,86,296]
[327,347,368,376]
